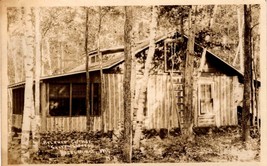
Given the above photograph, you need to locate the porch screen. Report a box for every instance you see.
[12,88,24,115]
[72,84,86,116]
[49,84,70,116]
[49,83,100,116]
[91,83,101,116]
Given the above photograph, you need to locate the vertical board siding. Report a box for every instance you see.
[12,114,23,129]
[114,74,119,130]
[110,74,114,130]
[230,77,234,125]
[119,74,124,129]
[46,116,87,132]
[144,74,180,129]
[40,74,239,133]
[215,75,220,127]
[196,75,238,127]
[104,74,108,132]
[101,74,124,131]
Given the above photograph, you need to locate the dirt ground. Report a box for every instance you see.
[8,126,260,164]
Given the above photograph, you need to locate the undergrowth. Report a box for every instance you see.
[8,126,260,164]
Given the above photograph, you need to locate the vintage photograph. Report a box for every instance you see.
[2,1,264,164]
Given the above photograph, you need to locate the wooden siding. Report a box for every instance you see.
[12,74,240,132]
[102,74,124,131]
[196,75,239,127]
[146,74,179,129]
[46,116,87,132]
[12,114,22,129]
[42,74,124,132]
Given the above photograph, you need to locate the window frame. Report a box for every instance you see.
[198,80,214,116]
[48,82,101,117]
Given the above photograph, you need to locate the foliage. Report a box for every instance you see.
[8,126,260,164]
[7,5,260,84]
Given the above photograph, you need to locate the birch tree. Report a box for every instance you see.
[123,6,135,163]
[32,7,41,152]
[21,7,35,163]
[209,5,217,28]
[242,4,252,142]
[132,6,158,149]
[233,6,244,68]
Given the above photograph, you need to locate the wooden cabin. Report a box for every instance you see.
[9,32,247,133]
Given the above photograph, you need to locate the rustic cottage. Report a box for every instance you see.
[9,32,249,133]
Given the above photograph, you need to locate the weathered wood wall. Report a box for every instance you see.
[46,116,87,132]
[12,114,22,129]
[101,73,124,131]
[196,75,240,127]
[42,73,124,132]
[215,75,239,126]
[145,74,179,129]
[12,74,241,132]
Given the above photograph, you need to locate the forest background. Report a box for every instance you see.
[1,0,267,164]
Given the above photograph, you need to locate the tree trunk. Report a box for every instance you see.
[32,7,41,152]
[209,5,217,28]
[84,8,92,131]
[252,35,259,128]
[238,6,244,72]
[133,6,158,149]
[21,7,35,163]
[97,7,105,132]
[182,5,195,138]
[233,6,244,67]
[242,4,252,142]
[123,6,135,163]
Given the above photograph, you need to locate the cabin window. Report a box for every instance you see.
[90,54,100,64]
[199,83,213,114]
[12,88,24,115]
[48,83,100,117]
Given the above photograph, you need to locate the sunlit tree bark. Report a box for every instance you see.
[133,6,158,149]
[21,7,35,163]
[32,7,41,152]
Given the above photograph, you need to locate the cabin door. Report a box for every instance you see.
[197,80,215,126]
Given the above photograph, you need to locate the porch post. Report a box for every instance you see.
[40,83,47,132]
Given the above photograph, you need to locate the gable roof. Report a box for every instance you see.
[9,32,249,88]
[68,33,244,77]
